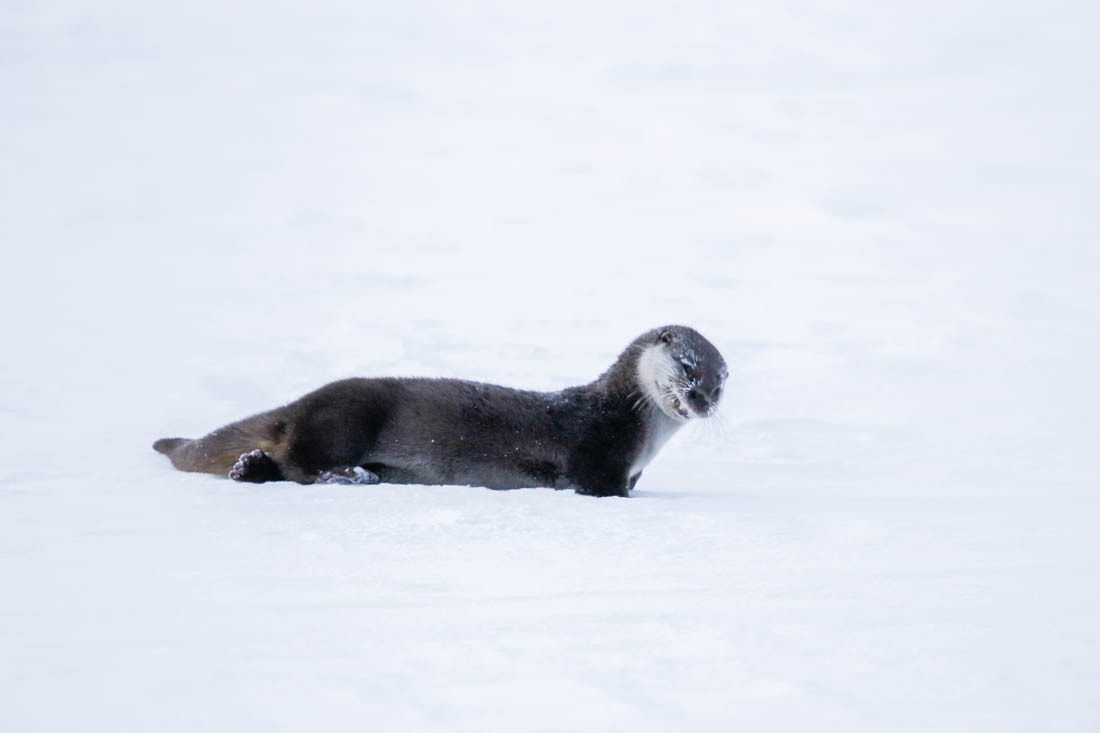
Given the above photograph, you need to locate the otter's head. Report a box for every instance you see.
[636,325,728,421]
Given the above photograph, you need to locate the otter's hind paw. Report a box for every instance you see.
[229,449,281,483]
[317,466,381,485]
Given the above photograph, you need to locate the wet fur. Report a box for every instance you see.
[153,325,726,496]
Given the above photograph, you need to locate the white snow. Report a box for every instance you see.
[2,1,1099,730]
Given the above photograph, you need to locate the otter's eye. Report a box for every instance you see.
[682,363,694,377]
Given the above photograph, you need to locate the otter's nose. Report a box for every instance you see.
[686,388,711,413]
[687,382,723,415]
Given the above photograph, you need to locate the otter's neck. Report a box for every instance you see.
[594,340,647,398]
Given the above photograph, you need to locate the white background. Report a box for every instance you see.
[2,1,1098,730]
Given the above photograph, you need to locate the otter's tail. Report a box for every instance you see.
[153,413,287,477]
[153,437,190,455]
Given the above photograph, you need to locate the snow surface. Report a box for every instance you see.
[2,1,1099,730]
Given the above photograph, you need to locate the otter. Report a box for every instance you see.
[153,325,727,497]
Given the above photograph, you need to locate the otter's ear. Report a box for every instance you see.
[658,330,675,344]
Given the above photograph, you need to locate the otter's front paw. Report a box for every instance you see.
[317,466,381,485]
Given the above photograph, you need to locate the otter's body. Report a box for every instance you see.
[154,325,727,497]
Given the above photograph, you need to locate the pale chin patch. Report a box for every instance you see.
[636,345,693,421]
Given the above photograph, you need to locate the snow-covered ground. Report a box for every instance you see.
[2,1,1099,730]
